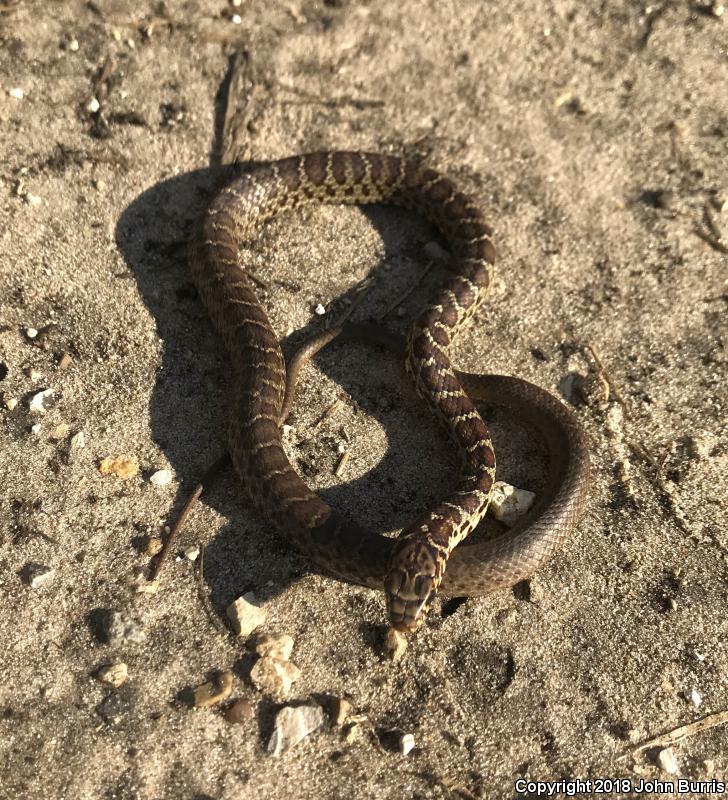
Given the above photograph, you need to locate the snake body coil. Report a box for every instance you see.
[189,152,589,631]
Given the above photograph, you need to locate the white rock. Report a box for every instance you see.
[25,193,42,207]
[26,327,38,338]
[86,97,100,113]
[68,38,80,51]
[267,703,325,756]
[8,87,24,100]
[184,546,200,561]
[657,747,679,774]
[423,240,449,261]
[5,398,18,411]
[489,481,536,526]
[149,468,172,487]
[231,13,242,23]
[25,563,55,588]
[399,732,416,755]
[314,303,326,316]
[30,423,42,435]
[28,388,54,414]
[687,688,702,708]
[250,656,300,697]
[226,592,266,637]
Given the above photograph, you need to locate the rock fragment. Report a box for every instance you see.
[254,632,294,662]
[223,698,254,724]
[149,468,172,487]
[97,662,129,687]
[250,656,300,698]
[23,563,55,588]
[657,747,679,774]
[267,703,325,756]
[385,628,408,661]
[333,697,352,726]
[489,481,536,526]
[193,671,234,709]
[399,732,416,755]
[226,593,266,637]
[102,611,146,646]
[28,389,55,414]
[99,455,139,479]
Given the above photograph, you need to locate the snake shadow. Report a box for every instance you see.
[115,165,546,628]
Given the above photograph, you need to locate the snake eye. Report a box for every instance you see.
[384,569,404,596]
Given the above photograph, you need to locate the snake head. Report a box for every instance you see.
[384,539,441,632]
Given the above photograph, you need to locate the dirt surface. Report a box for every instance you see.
[1,1,727,798]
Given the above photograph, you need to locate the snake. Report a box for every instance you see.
[188,151,590,632]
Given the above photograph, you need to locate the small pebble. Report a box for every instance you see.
[267,703,325,756]
[67,38,80,52]
[422,241,449,262]
[97,662,129,687]
[99,455,139,479]
[25,193,42,207]
[5,398,18,411]
[333,697,352,726]
[51,423,69,440]
[226,592,267,637]
[28,389,54,415]
[385,628,408,661]
[184,546,200,561]
[489,481,535,526]
[28,369,42,382]
[57,352,73,370]
[23,563,55,588]
[96,692,131,725]
[149,468,172,487]
[94,179,107,192]
[255,632,294,662]
[250,656,301,698]
[86,97,100,113]
[102,611,146,646]
[145,536,163,557]
[399,732,416,755]
[314,303,326,316]
[344,719,362,744]
[69,431,85,451]
[193,671,233,709]
[704,759,715,774]
[231,13,242,23]
[26,327,38,339]
[687,688,702,708]
[8,87,24,100]
[134,576,159,594]
[223,698,254,724]
[30,422,42,435]
[657,747,679,774]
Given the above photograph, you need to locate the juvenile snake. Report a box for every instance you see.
[189,151,589,631]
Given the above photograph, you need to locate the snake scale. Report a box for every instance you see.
[189,151,589,632]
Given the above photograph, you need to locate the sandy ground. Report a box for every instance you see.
[1,1,727,798]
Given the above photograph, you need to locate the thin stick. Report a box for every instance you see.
[625,709,728,758]
[586,342,630,418]
[150,454,231,581]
